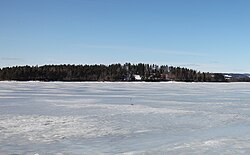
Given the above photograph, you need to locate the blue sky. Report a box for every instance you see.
[1,0,250,73]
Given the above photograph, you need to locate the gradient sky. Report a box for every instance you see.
[1,0,250,73]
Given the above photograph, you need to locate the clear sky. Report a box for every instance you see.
[1,0,250,73]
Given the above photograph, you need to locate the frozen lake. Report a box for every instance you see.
[0,82,250,154]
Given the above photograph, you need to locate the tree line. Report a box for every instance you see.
[0,63,227,82]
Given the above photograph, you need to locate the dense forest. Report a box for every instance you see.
[0,63,229,82]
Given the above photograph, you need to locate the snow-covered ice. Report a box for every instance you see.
[0,82,250,154]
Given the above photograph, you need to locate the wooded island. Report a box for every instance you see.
[0,63,247,82]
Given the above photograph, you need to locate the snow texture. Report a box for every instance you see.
[0,82,250,154]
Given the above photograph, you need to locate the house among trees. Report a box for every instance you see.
[133,75,142,81]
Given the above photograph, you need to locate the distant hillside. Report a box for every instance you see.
[0,63,227,82]
[223,73,250,82]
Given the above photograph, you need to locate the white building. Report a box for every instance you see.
[133,75,142,80]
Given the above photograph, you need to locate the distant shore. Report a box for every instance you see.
[0,63,249,82]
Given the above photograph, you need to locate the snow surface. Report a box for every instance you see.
[0,82,250,154]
